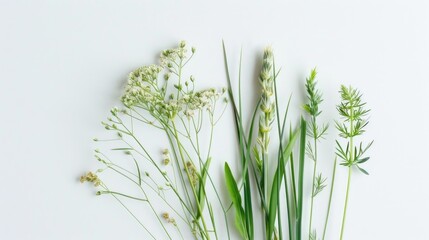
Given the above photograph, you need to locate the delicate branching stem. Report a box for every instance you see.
[303,69,327,240]
[172,121,211,240]
[308,117,318,239]
[335,85,372,239]
[104,185,157,240]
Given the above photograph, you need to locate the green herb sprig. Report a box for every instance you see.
[335,85,373,240]
[303,68,329,239]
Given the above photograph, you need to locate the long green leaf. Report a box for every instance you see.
[296,117,307,239]
[267,127,300,239]
[196,157,212,219]
[224,163,247,238]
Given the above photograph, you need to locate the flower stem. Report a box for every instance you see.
[322,157,337,240]
[340,108,354,240]
[172,121,211,240]
[308,117,318,239]
[340,166,352,240]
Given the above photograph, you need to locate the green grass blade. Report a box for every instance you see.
[244,176,254,239]
[239,47,243,121]
[224,162,247,238]
[267,127,300,239]
[223,41,253,239]
[272,58,284,240]
[288,124,298,210]
[196,157,212,219]
[296,117,307,239]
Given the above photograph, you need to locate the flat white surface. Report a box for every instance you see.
[1,1,428,239]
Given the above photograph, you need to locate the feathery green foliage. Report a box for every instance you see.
[336,85,373,240]
[303,68,329,240]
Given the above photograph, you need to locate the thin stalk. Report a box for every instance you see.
[261,126,269,239]
[296,118,307,240]
[100,152,193,226]
[272,63,288,240]
[340,167,352,240]
[322,157,337,240]
[105,185,157,240]
[172,121,211,240]
[181,114,229,240]
[308,117,318,239]
[98,190,147,201]
[340,105,354,240]
[188,117,231,240]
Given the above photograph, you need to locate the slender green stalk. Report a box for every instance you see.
[222,41,256,240]
[340,166,352,240]
[308,119,318,238]
[296,117,307,240]
[106,186,157,240]
[172,121,211,240]
[340,89,355,240]
[335,85,372,240]
[322,157,337,240]
[273,61,284,240]
[303,69,327,240]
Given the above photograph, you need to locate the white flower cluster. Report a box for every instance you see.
[180,88,226,112]
[120,41,226,121]
[160,40,190,68]
[121,65,164,107]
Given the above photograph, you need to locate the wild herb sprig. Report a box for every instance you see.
[254,47,276,238]
[335,85,373,240]
[303,68,328,240]
[223,43,304,240]
[82,41,229,240]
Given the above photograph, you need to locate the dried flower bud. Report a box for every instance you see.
[80,172,101,187]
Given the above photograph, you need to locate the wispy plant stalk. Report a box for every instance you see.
[335,85,373,240]
[303,68,328,240]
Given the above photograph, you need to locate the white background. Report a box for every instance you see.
[1,1,428,239]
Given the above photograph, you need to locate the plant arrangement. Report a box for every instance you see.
[81,41,373,240]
